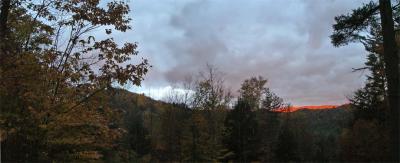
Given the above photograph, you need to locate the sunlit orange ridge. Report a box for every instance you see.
[275,105,339,112]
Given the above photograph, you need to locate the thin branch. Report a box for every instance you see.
[352,67,369,72]
[69,86,107,110]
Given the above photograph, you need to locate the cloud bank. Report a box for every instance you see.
[122,0,370,105]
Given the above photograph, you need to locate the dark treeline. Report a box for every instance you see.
[0,0,398,162]
[103,73,354,162]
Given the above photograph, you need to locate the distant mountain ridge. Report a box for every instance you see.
[276,104,350,112]
[117,88,348,113]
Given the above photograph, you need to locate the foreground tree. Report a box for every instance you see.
[337,12,392,161]
[0,0,149,161]
[349,19,387,121]
[331,0,399,160]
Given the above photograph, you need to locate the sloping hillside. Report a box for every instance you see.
[105,89,356,161]
[279,105,354,161]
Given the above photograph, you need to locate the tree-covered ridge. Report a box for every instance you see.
[101,88,357,162]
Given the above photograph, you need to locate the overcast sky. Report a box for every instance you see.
[118,0,371,106]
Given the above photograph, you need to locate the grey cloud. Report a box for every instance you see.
[125,0,371,105]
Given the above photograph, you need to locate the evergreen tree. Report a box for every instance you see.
[127,111,151,157]
[275,122,299,162]
[183,110,212,162]
[331,1,399,159]
[257,110,281,161]
[159,105,188,161]
[223,100,261,162]
[351,53,387,121]
[349,17,387,121]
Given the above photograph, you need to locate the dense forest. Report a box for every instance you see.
[0,0,399,162]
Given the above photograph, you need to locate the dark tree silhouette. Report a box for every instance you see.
[275,122,299,162]
[223,100,261,162]
[331,1,399,160]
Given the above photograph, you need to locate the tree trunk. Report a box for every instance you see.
[0,0,10,38]
[379,0,400,161]
[0,0,11,63]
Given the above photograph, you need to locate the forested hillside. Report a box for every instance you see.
[105,89,392,162]
[91,88,356,162]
